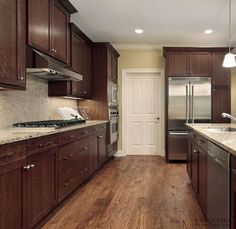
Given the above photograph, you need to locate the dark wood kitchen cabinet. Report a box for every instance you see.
[89,135,99,175]
[0,142,26,229]
[25,147,57,228]
[231,155,236,229]
[212,52,231,123]
[49,24,92,99]
[28,0,77,64]
[98,131,107,166]
[107,49,118,82]
[187,131,208,216]
[164,49,210,77]
[0,0,26,89]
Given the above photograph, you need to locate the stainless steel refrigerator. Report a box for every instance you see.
[168,77,211,161]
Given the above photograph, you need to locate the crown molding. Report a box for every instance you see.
[112,43,228,51]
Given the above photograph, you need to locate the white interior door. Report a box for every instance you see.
[126,73,162,155]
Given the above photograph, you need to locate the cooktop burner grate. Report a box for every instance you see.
[13,119,86,129]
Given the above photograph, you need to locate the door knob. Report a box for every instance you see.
[156,117,160,120]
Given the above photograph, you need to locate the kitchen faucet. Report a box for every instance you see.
[221,113,236,121]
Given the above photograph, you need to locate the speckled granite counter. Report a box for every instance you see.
[0,120,108,146]
[186,123,236,156]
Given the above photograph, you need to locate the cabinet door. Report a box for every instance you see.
[0,162,25,229]
[81,42,92,98]
[51,0,70,64]
[0,0,26,88]
[98,132,107,166]
[189,52,211,77]
[167,52,189,77]
[28,0,50,55]
[112,54,118,83]
[191,144,199,193]
[187,133,193,179]
[107,50,113,79]
[25,150,57,229]
[89,135,99,175]
[71,32,83,74]
[212,52,231,86]
[212,85,231,123]
[198,146,207,215]
[231,176,236,229]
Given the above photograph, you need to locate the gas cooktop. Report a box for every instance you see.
[13,119,86,129]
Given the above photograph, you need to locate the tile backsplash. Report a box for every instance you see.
[0,76,77,128]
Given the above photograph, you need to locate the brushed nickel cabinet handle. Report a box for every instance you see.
[98,136,103,139]
[64,182,69,187]
[0,152,16,160]
[30,164,35,168]
[80,147,88,152]
[38,141,53,148]
[23,165,31,170]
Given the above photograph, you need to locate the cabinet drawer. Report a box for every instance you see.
[27,135,58,156]
[90,124,107,134]
[58,130,79,146]
[196,134,208,152]
[0,141,26,167]
[77,127,91,139]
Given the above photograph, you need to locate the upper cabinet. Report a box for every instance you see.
[166,50,211,77]
[107,48,118,83]
[48,23,93,99]
[0,0,26,89]
[28,0,77,65]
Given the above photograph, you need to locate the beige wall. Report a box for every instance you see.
[0,76,77,128]
[231,68,236,115]
[117,49,165,152]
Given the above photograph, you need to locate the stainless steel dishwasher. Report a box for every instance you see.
[207,142,230,229]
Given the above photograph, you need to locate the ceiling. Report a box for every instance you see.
[70,0,236,48]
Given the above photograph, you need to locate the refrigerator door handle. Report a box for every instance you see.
[186,85,189,123]
[191,85,194,123]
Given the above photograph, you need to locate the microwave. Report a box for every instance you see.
[109,83,118,106]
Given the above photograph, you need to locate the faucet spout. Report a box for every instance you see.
[221,113,236,121]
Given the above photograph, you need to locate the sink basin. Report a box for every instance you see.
[205,127,236,133]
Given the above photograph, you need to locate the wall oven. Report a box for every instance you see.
[109,109,118,144]
[109,82,118,106]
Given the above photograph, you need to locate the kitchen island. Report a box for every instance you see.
[186,123,236,229]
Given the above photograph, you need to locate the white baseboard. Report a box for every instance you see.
[114,151,126,157]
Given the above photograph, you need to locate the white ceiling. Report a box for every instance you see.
[70,0,236,48]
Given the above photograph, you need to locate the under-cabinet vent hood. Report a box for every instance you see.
[26,49,83,81]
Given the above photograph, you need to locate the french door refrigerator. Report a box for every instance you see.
[168,77,211,161]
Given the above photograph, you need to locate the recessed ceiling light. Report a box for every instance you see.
[204,29,213,34]
[135,29,143,34]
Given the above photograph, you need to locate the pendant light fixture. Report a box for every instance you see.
[223,0,236,68]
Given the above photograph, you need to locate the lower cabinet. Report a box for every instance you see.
[0,142,26,229]
[0,123,108,229]
[58,137,89,202]
[187,131,207,217]
[24,149,57,229]
[231,155,236,229]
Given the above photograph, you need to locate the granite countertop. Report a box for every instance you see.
[186,123,236,156]
[0,120,108,146]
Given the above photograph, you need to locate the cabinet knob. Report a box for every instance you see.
[54,49,57,53]
[30,164,35,168]
[83,91,87,94]
[23,165,31,170]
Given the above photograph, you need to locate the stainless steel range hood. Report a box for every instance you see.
[26,49,83,81]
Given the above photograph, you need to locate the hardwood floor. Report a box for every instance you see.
[43,156,207,229]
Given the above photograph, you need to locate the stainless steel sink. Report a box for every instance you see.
[205,127,236,133]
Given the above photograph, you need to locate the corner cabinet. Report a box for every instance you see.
[0,0,26,89]
[28,0,77,64]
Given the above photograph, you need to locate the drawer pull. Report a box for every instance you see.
[64,182,69,187]
[80,147,88,152]
[80,170,84,174]
[84,168,88,172]
[0,152,16,160]
[193,149,198,154]
[69,154,74,157]
[81,131,88,135]
[98,136,103,139]
[64,135,74,140]
[38,141,53,148]
[198,140,206,144]
[23,165,31,170]
[30,164,35,169]
[63,156,69,160]
[70,178,75,182]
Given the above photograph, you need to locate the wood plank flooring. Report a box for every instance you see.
[43,156,207,229]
